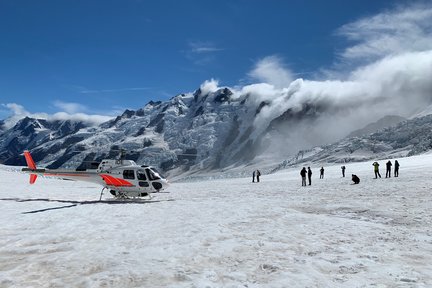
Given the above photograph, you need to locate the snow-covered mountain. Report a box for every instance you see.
[0,87,262,173]
[347,115,406,138]
[271,114,432,173]
[1,85,432,176]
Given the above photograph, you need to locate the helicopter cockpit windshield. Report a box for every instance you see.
[147,168,161,180]
[137,168,162,181]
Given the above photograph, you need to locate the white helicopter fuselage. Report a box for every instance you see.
[22,151,169,198]
[96,159,168,197]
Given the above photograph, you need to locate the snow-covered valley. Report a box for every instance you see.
[1,154,432,287]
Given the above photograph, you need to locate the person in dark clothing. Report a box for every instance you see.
[385,160,392,178]
[372,162,381,179]
[394,160,400,177]
[252,170,256,182]
[300,167,307,186]
[256,170,261,182]
[307,167,312,185]
[320,167,324,179]
[352,174,360,184]
[341,166,346,177]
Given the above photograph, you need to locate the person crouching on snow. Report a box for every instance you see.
[352,174,360,184]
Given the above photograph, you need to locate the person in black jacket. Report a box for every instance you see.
[341,166,346,177]
[386,160,392,178]
[352,174,360,184]
[256,170,261,182]
[320,167,324,179]
[307,167,312,185]
[394,160,400,177]
[300,167,307,186]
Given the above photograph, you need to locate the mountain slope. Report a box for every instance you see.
[1,85,432,176]
[271,114,432,173]
[0,88,260,173]
[347,115,406,138]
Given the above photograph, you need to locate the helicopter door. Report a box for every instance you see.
[145,168,163,191]
[136,170,149,187]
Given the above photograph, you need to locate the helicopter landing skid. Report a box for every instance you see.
[99,187,106,201]
[99,187,152,201]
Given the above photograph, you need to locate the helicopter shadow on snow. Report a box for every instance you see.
[0,196,175,214]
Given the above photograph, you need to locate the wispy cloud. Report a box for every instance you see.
[337,3,432,62]
[189,41,224,54]
[184,41,224,65]
[53,100,87,114]
[79,87,151,94]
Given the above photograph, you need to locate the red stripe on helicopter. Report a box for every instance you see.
[100,175,134,187]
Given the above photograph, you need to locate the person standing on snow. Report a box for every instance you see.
[252,170,256,183]
[386,160,392,178]
[256,170,261,182]
[300,167,307,186]
[373,162,381,179]
[394,160,400,177]
[320,167,324,179]
[307,167,312,186]
[341,166,346,177]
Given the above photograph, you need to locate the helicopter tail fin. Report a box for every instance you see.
[23,150,38,184]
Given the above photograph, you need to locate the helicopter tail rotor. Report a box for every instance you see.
[23,150,38,184]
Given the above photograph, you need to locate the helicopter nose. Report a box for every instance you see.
[163,179,170,188]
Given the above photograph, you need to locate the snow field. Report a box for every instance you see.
[0,154,431,287]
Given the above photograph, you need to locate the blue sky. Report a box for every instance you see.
[0,0,424,121]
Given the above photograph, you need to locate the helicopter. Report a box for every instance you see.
[21,150,169,200]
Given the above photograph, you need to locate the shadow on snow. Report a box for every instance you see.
[0,197,175,214]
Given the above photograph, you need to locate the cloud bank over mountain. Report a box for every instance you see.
[222,3,432,152]
[1,103,112,130]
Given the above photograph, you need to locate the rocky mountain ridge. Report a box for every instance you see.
[1,86,431,177]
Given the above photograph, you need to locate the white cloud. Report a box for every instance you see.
[238,3,432,155]
[199,79,220,95]
[189,41,223,54]
[53,101,87,114]
[1,103,113,129]
[1,103,48,129]
[247,50,432,153]
[50,112,113,125]
[337,4,432,61]
[185,41,223,66]
[248,56,294,89]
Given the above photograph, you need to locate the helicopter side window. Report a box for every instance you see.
[139,181,149,187]
[137,170,147,181]
[123,170,135,180]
